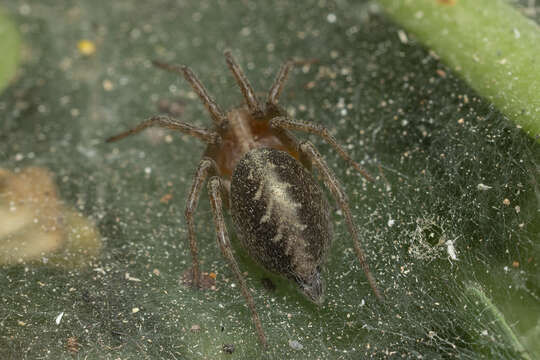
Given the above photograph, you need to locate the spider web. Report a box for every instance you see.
[0,0,538,359]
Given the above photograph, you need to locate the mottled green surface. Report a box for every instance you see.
[379,0,540,141]
[0,1,539,359]
[0,7,20,93]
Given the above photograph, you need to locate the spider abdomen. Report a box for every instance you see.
[230,147,332,303]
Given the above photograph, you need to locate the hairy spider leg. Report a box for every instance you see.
[105,115,220,144]
[184,158,219,289]
[266,58,319,110]
[270,116,373,181]
[152,61,227,126]
[224,50,263,118]
[208,177,267,347]
[299,141,382,300]
[266,60,293,107]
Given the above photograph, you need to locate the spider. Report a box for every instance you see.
[106,50,382,347]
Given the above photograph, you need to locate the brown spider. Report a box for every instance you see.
[106,50,382,347]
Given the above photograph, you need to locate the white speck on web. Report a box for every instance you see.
[477,183,492,191]
[55,312,64,325]
[446,240,458,261]
[397,30,408,44]
[289,340,304,350]
[327,13,336,23]
[125,272,141,282]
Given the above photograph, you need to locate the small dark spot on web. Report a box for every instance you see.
[261,277,276,292]
[222,343,235,354]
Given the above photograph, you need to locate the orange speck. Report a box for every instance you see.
[77,40,96,56]
[209,272,217,279]
[436,69,447,78]
[437,0,456,5]
[160,193,173,204]
[305,81,316,90]
[512,261,519,268]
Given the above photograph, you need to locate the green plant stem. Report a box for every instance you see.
[465,283,531,359]
[0,7,20,93]
[378,0,540,141]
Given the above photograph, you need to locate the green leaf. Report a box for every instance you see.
[378,0,540,141]
[0,7,20,93]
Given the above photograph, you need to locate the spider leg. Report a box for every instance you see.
[184,158,218,289]
[266,60,293,107]
[207,176,267,347]
[152,61,227,126]
[106,115,221,144]
[224,50,263,118]
[298,141,382,301]
[270,117,373,181]
[266,58,318,109]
